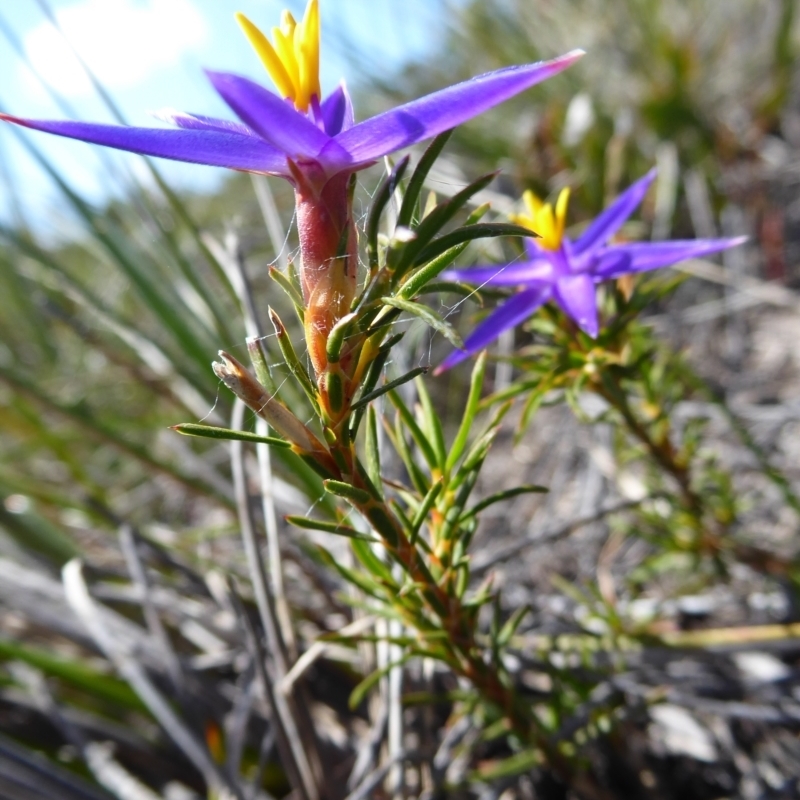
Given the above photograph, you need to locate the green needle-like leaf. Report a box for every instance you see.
[396,129,454,228]
[349,654,413,710]
[497,605,531,647]
[351,366,428,412]
[459,485,549,523]
[269,307,320,411]
[409,479,444,545]
[269,265,306,323]
[381,296,463,349]
[414,222,533,266]
[171,423,290,448]
[366,155,410,271]
[415,376,446,470]
[350,537,398,586]
[388,389,439,471]
[286,515,377,541]
[446,351,487,474]
[365,406,383,499]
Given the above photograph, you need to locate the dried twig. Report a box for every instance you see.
[344,751,408,800]
[278,615,375,694]
[119,525,183,691]
[225,578,317,800]
[472,497,653,574]
[61,560,240,800]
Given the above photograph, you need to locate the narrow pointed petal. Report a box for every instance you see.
[553,273,598,336]
[572,168,657,258]
[0,113,288,174]
[442,258,555,287]
[590,250,631,281]
[524,237,547,259]
[151,109,255,137]
[205,69,331,159]
[320,82,354,136]
[435,284,551,373]
[593,236,748,280]
[333,50,584,165]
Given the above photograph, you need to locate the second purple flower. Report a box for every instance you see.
[437,170,746,373]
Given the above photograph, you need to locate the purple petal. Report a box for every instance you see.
[524,237,547,258]
[593,236,748,280]
[590,250,631,281]
[333,50,584,165]
[0,113,288,174]
[151,109,256,137]
[435,284,551,373]
[442,257,556,287]
[553,273,598,336]
[572,168,657,258]
[321,82,355,136]
[205,70,332,160]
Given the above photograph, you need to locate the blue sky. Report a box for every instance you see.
[0,0,449,231]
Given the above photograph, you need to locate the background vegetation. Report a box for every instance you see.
[0,1,799,798]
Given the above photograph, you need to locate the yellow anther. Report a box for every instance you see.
[554,187,570,245]
[236,0,321,114]
[511,186,571,250]
[523,189,543,218]
[272,26,300,92]
[280,9,297,31]
[298,0,321,110]
[235,13,294,99]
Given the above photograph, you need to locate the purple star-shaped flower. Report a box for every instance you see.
[0,43,582,379]
[0,51,583,191]
[436,169,747,372]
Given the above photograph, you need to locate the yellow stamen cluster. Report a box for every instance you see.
[510,187,571,251]
[235,0,321,113]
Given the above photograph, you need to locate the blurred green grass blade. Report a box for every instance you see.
[2,124,219,376]
[0,126,27,231]
[0,252,56,361]
[0,7,239,340]
[29,0,242,310]
[36,294,215,419]
[4,397,112,509]
[126,200,239,347]
[0,363,233,508]
[0,468,110,526]
[0,224,213,398]
[0,494,79,565]
[0,635,146,712]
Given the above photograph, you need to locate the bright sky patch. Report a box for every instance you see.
[22,0,208,97]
